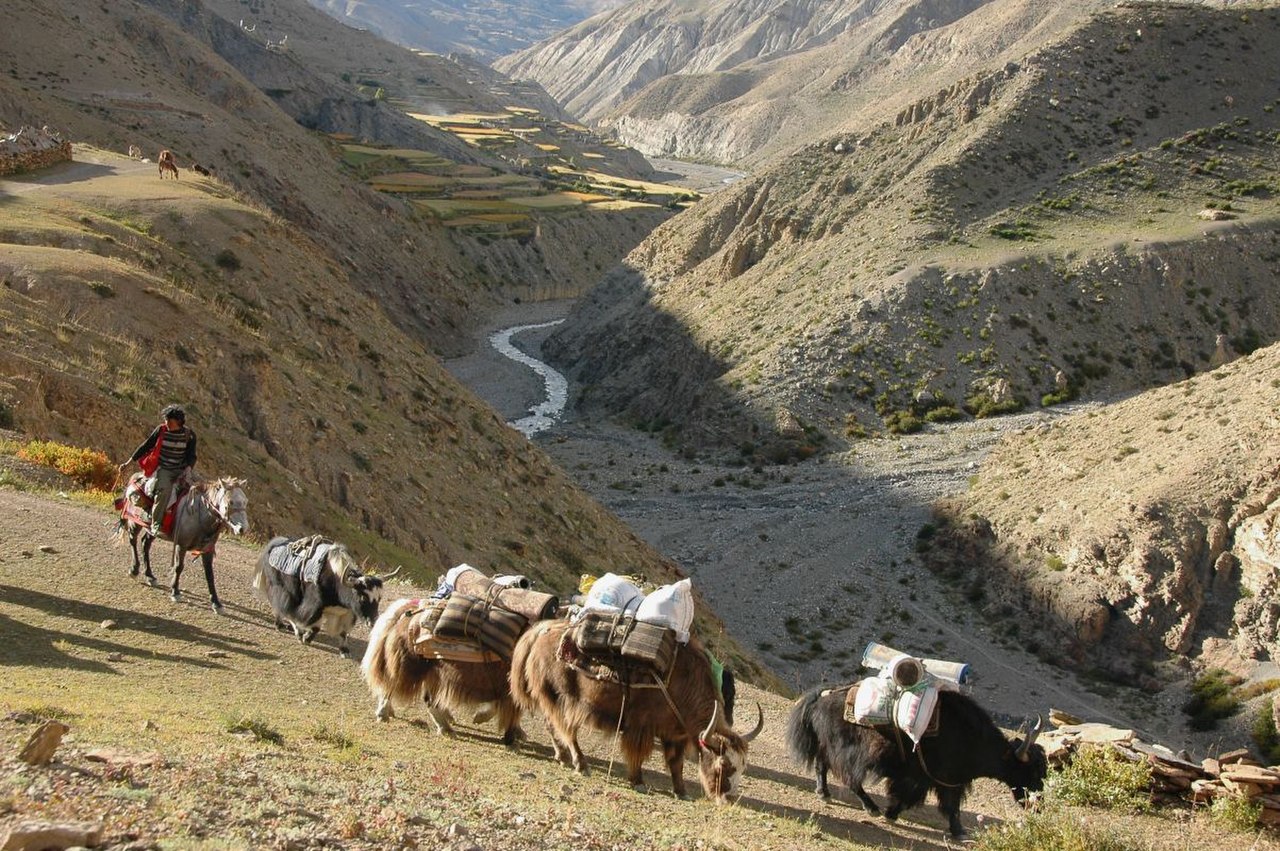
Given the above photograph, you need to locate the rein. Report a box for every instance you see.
[890,724,965,789]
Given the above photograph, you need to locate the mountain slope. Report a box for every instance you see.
[545,3,1280,462]
[306,0,627,61]
[924,341,1280,698]
[496,0,1114,163]
[0,1,764,677]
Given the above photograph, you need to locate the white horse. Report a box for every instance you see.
[118,475,248,612]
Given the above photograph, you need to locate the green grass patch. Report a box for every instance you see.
[1047,745,1152,814]
[974,808,1143,851]
[1185,668,1243,730]
[224,714,284,745]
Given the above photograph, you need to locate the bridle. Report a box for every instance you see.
[204,480,245,532]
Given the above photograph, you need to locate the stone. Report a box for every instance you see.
[1221,764,1280,784]
[1198,208,1235,221]
[99,620,116,630]
[1049,708,1083,726]
[1219,748,1255,765]
[38,545,57,554]
[19,721,69,766]
[0,819,102,850]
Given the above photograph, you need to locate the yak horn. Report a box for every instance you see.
[740,702,764,743]
[1016,714,1044,761]
[699,701,720,751]
[381,565,403,581]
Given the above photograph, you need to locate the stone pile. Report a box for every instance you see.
[1042,713,1280,827]
[0,125,72,175]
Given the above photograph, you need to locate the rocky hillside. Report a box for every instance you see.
[0,1,764,677]
[545,3,1280,462]
[496,0,1120,162]
[307,0,626,61]
[3,0,658,356]
[922,341,1280,688]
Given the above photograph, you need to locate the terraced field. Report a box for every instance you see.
[335,106,699,238]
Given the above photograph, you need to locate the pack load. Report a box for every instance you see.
[861,641,970,687]
[567,574,696,677]
[844,643,971,749]
[264,535,337,583]
[411,564,558,662]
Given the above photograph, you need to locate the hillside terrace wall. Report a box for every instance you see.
[0,126,72,176]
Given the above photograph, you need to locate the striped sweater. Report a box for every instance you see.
[130,425,198,471]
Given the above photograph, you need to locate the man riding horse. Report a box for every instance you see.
[118,404,197,535]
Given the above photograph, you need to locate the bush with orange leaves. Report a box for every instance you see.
[16,440,115,491]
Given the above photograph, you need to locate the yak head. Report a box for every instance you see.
[1001,715,1048,804]
[334,550,400,626]
[696,701,764,803]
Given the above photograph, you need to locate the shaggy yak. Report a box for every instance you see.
[510,618,762,802]
[360,598,523,745]
[785,684,1046,838]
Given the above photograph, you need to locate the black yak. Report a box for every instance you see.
[785,683,1045,838]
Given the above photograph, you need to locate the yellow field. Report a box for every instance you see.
[367,172,454,192]
[589,199,662,211]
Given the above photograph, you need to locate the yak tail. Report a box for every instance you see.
[784,687,824,771]
[361,597,416,684]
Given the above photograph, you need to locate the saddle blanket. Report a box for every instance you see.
[266,537,334,583]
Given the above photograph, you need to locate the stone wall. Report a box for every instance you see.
[0,126,72,176]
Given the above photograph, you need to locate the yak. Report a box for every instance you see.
[361,597,523,745]
[785,683,1046,838]
[510,618,763,803]
[252,536,394,657]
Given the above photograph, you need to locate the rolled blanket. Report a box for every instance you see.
[452,565,559,621]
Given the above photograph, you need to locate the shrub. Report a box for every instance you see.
[0,399,13,430]
[1209,794,1262,832]
[965,394,1026,418]
[974,809,1141,851]
[225,714,284,745]
[1185,668,1243,730]
[1047,745,1152,813]
[213,249,241,272]
[883,410,923,435]
[15,440,114,491]
[923,405,963,423]
[1041,387,1077,407]
[1252,704,1280,763]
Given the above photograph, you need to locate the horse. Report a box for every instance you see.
[157,149,178,179]
[117,476,248,612]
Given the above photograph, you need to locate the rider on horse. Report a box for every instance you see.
[118,404,198,536]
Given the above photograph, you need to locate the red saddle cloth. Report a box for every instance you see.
[115,473,187,538]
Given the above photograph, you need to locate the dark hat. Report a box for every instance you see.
[161,404,186,423]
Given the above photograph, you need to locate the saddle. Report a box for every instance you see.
[117,471,190,537]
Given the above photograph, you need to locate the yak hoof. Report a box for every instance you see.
[211,601,223,615]
[170,589,182,602]
[146,575,157,587]
[129,566,139,577]
[630,782,649,794]
[338,646,351,659]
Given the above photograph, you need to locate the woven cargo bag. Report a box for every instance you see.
[434,593,528,660]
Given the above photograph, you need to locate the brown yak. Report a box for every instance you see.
[360,597,522,745]
[509,618,762,802]
[157,149,178,179]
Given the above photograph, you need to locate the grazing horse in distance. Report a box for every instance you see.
[117,475,248,612]
[157,149,178,179]
[128,144,142,159]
